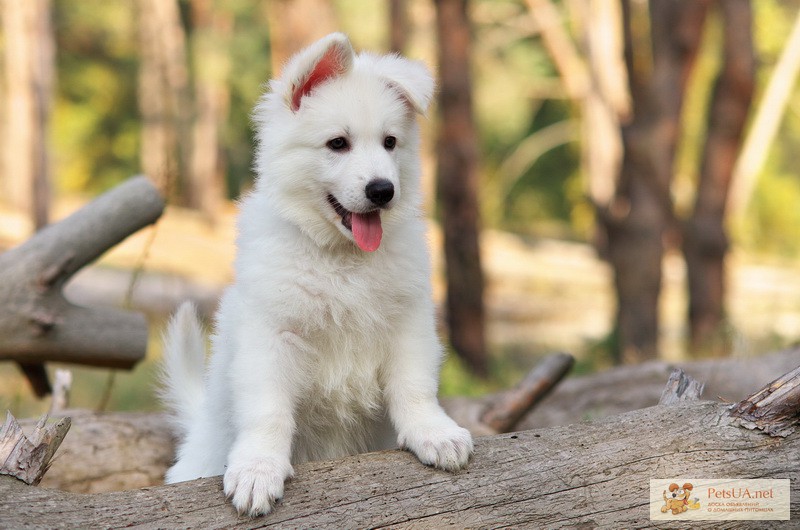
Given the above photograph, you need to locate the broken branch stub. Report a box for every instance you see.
[658,367,705,405]
[0,412,71,485]
[729,363,800,437]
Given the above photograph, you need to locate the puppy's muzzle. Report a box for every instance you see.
[365,179,394,207]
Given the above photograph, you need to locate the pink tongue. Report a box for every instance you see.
[351,211,383,252]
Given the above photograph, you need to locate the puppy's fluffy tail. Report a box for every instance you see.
[159,301,207,438]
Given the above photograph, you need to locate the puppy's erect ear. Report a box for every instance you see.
[284,33,354,112]
[373,55,435,115]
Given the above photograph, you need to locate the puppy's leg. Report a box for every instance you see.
[223,325,302,517]
[384,303,473,471]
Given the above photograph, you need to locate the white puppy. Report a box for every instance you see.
[160,33,473,516]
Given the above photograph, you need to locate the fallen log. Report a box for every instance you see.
[511,346,800,429]
[16,346,796,494]
[2,365,798,528]
[445,345,799,433]
[25,410,174,494]
[0,176,164,395]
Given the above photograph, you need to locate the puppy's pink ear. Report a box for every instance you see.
[284,33,354,112]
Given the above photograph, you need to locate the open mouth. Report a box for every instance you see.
[327,194,353,230]
[326,194,383,252]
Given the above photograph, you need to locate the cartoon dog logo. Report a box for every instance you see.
[661,483,701,515]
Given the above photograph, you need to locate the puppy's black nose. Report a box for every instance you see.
[365,179,394,206]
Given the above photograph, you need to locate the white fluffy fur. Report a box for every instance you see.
[160,33,473,517]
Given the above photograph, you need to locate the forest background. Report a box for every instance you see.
[1,0,800,415]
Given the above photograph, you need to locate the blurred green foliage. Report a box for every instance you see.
[51,0,272,197]
[45,0,800,255]
[52,1,140,193]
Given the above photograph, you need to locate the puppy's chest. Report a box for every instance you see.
[294,261,410,333]
[293,267,401,418]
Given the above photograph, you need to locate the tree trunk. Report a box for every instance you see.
[577,0,630,212]
[729,9,800,217]
[524,0,588,100]
[2,365,798,528]
[1,0,53,230]
[388,0,408,54]
[136,0,191,200]
[187,0,232,219]
[683,0,755,354]
[265,0,337,73]
[600,0,708,363]
[434,0,488,377]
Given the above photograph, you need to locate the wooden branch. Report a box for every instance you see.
[15,363,51,398]
[0,176,164,395]
[0,412,70,485]
[480,352,573,432]
[2,390,798,528]
[730,363,800,437]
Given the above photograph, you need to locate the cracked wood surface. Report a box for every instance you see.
[2,401,798,529]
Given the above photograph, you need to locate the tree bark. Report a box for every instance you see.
[1,0,54,230]
[187,0,232,219]
[683,0,755,353]
[0,176,164,395]
[577,0,630,211]
[600,0,709,363]
[434,0,488,377]
[265,0,337,73]
[524,0,588,100]
[730,363,800,438]
[0,413,70,486]
[2,367,798,528]
[388,0,408,54]
[136,0,191,200]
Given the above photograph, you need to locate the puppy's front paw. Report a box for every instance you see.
[223,455,294,517]
[399,419,473,471]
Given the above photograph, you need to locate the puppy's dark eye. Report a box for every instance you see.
[327,137,349,151]
[384,136,397,150]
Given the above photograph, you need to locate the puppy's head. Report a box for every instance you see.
[253,33,434,253]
